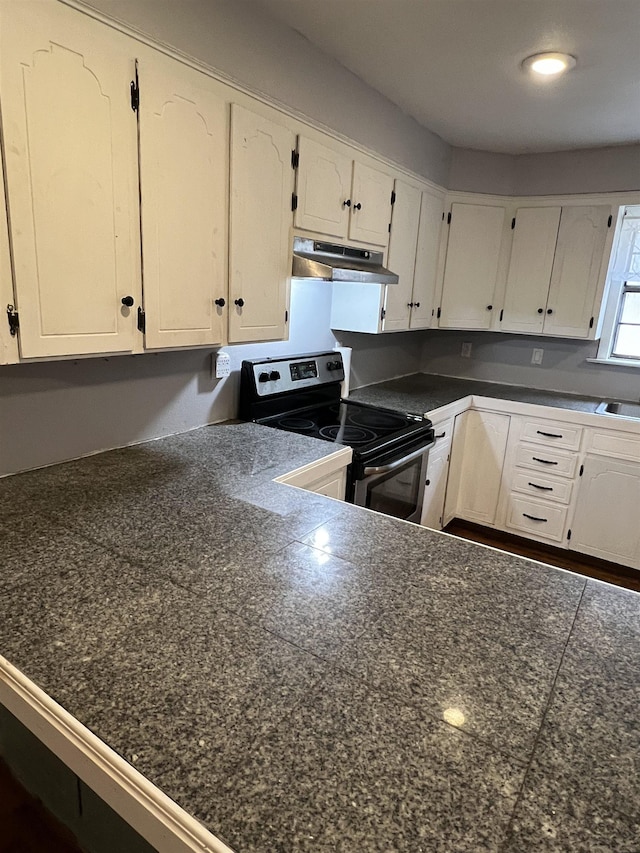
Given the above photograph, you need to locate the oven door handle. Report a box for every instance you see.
[362,441,433,476]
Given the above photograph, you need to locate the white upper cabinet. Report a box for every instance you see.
[0,148,18,365]
[0,1,140,358]
[439,203,506,329]
[229,104,295,343]
[501,207,561,334]
[138,54,228,350]
[294,136,393,248]
[383,180,422,331]
[348,162,394,246]
[544,205,612,338]
[293,136,351,239]
[410,190,444,330]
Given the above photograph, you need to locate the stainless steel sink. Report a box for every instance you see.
[596,401,640,419]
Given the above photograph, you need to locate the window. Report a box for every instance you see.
[596,205,640,364]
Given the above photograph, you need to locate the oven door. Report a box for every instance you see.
[352,442,431,523]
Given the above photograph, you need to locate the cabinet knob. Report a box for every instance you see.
[425,479,431,486]
[486,304,493,310]
[343,199,351,208]
[537,308,544,314]
[353,202,362,211]
[414,302,420,308]
[407,302,414,308]
[214,297,226,307]
[234,298,245,308]
[547,308,553,315]
[121,295,134,307]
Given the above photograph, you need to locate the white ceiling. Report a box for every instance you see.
[252,0,640,154]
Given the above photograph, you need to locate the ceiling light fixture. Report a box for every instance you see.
[522,52,577,77]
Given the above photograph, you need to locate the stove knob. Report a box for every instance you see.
[258,371,270,383]
[269,370,281,381]
[326,360,340,371]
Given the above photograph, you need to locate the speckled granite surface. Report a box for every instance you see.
[1,421,639,852]
[349,372,604,415]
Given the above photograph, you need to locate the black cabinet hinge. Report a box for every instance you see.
[137,306,146,334]
[130,79,139,112]
[437,307,441,319]
[390,190,396,205]
[567,528,572,541]
[442,211,445,220]
[291,193,298,212]
[589,316,594,328]
[499,308,504,321]
[291,149,299,169]
[607,214,613,228]
[285,309,288,323]
[511,217,516,229]
[579,464,584,476]
[6,304,19,336]
[388,222,391,233]
[381,307,386,321]
[447,211,452,225]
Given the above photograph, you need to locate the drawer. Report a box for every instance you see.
[520,419,582,451]
[515,443,578,479]
[511,471,573,505]
[505,495,568,542]
[431,417,454,451]
[587,429,640,462]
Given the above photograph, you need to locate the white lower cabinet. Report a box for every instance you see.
[445,410,510,526]
[276,448,352,501]
[420,417,453,530]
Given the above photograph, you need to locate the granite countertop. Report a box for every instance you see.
[1,422,639,852]
[349,373,604,416]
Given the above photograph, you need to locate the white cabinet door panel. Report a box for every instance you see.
[544,205,611,338]
[138,55,227,350]
[420,437,450,530]
[570,455,640,567]
[294,136,351,239]
[229,104,295,343]
[501,207,560,334]
[439,203,505,330]
[410,190,442,330]
[447,410,510,526]
[1,1,140,357]
[383,180,421,331]
[348,162,393,247]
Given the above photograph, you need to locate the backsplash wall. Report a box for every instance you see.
[419,330,640,402]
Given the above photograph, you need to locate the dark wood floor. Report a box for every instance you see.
[444,519,640,593]
[0,759,83,853]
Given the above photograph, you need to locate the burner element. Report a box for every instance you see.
[319,424,377,445]
[349,408,408,430]
[278,416,316,432]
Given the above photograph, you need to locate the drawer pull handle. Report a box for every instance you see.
[523,512,548,523]
[528,481,553,491]
[536,430,563,439]
[532,456,558,465]
[435,432,446,439]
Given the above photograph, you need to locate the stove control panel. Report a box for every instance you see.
[248,352,344,396]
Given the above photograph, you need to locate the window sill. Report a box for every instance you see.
[586,357,640,369]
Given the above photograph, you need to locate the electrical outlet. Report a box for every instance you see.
[531,348,544,365]
[461,342,472,358]
[213,351,231,378]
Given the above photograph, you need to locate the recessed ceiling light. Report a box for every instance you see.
[522,52,577,77]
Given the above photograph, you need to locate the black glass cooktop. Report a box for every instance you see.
[257,399,432,457]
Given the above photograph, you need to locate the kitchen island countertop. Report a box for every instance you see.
[1,421,639,852]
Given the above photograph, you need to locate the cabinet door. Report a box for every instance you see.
[420,439,450,529]
[382,180,421,331]
[501,207,561,334]
[0,148,18,365]
[570,455,640,568]
[446,410,510,525]
[410,190,443,330]
[294,136,351,239]
[544,205,611,338]
[229,104,295,343]
[138,55,228,350]
[348,162,393,247]
[439,203,505,329]
[0,1,140,358]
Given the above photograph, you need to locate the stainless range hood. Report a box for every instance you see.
[292,237,399,284]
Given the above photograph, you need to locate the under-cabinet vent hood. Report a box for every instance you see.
[292,237,399,285]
